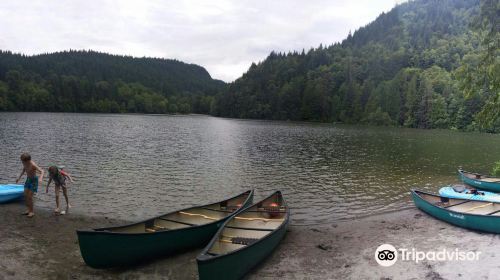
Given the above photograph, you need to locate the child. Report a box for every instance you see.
[46,166,73,215]
[16,152,44,218]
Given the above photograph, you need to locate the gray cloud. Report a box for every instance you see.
[0,0,396,82]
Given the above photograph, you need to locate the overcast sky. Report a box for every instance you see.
[0,0,399,82]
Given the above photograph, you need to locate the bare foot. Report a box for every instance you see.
[54,208,60,214]
[27,212,35,218]
[60,210,66,215]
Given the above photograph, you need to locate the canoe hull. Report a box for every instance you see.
[0,184,24,203]
[438,186,500,203]
[197,221,288,280]
[197,191,289,280]
[78,221,222,268]
[77,190,254,269]
[459,170,500,192]
[411,190,500,233]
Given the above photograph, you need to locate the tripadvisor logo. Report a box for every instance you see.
[375,244,398,267]
[375,244,481,267]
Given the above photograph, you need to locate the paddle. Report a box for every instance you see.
[234,216,285,222]
[464,203,493,212]
[179,211,218,220]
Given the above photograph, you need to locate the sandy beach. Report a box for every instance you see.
[1,201,499,280]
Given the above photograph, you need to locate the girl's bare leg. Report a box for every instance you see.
[62,186,70,211]
[54,185,61,213]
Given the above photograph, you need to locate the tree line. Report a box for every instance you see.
[211,0,498,132]
[0,50,223,114]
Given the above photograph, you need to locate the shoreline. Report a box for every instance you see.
[1,112,495,135]
[1,202,498,279]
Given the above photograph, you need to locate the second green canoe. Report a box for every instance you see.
[197,191,289,280]
[77,190,254,268]
[412,189,500,233]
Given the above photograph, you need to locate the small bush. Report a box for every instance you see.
[493,161,500,176]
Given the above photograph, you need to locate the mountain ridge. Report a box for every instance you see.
[211,0,499,131]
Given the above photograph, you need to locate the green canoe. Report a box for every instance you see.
[77,190,254,269]
[197,191,289,280]
[458,169,500,192]
[411,189,500,233]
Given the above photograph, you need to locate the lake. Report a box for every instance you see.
[1,112,499,225]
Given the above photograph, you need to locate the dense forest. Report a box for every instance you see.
[211,0,499,132]
[0,51,224,114]
[0,0,498,132]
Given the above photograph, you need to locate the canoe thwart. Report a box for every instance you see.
[440,200,471,208]
[200,207,232,213]
[158,217,195,226]
[487,209,500,215]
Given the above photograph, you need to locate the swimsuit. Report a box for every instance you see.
[24,176,38,193]
[52,171,67,187]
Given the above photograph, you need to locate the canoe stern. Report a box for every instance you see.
[77,222,220,269]
[197,222,288,280]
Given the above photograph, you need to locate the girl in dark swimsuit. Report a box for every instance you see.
[46,166,74,215]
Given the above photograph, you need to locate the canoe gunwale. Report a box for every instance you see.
[197,190,290,263]
[411,189,500,219]
[76,189,254,236]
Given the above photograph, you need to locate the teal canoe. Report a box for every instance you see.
[458,169,500,192]
[77,190,254,269]
[411,189,500,233]
[197,191,289,280]
[439,185,500,203]
[0,184,24,203]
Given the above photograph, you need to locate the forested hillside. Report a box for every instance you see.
[0,50,224,113]
[211,0,499,132]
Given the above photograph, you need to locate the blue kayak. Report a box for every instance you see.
[439,185,500,203]
[0,184,24,203]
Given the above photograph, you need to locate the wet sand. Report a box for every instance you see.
[1,202,499,280]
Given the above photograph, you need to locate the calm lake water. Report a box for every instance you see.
[1,112,499,225]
